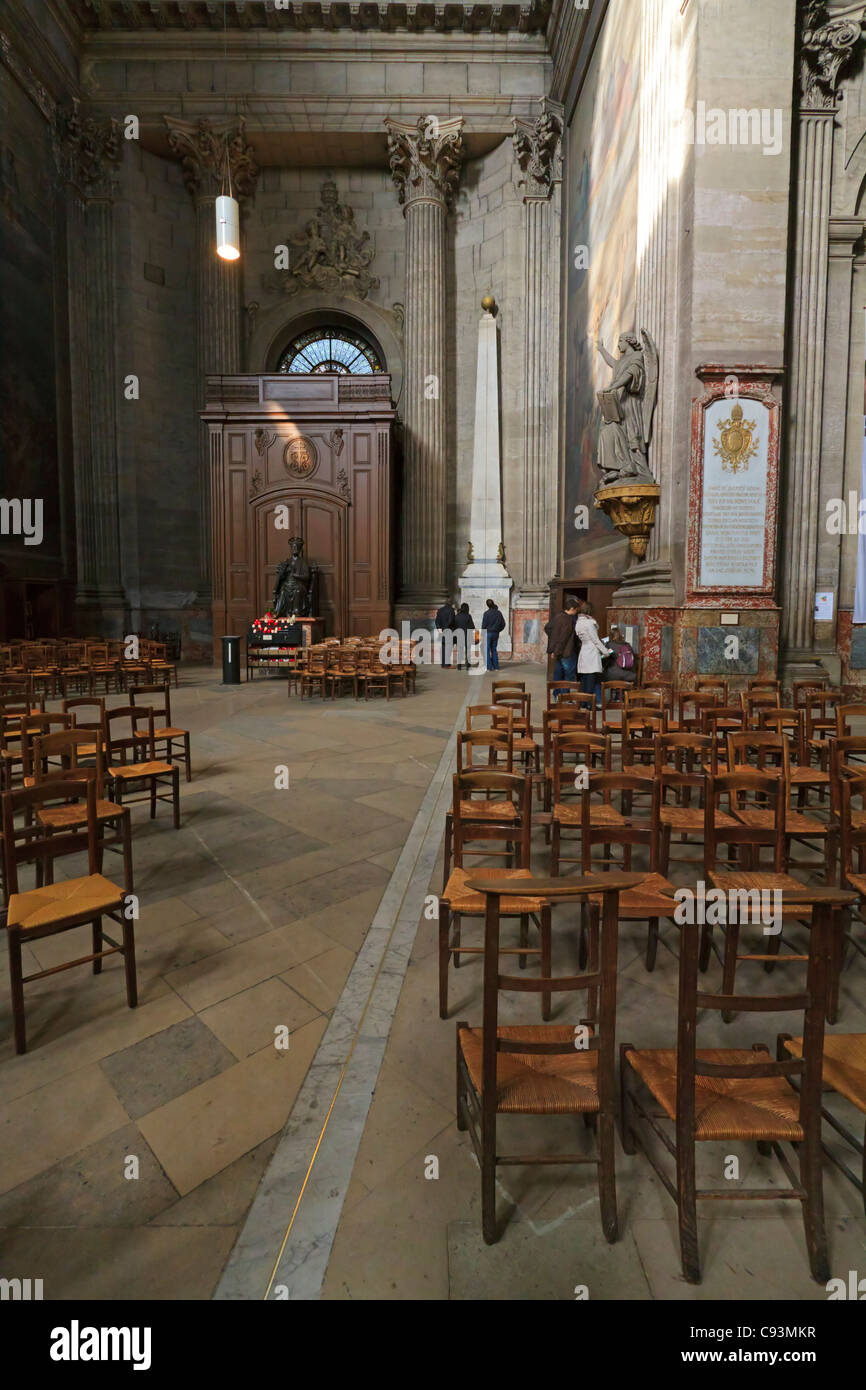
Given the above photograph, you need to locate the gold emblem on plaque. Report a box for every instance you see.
[713,402,758,475]
[283,435,319,479]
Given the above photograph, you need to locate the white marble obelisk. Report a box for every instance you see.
[459,295,513,650]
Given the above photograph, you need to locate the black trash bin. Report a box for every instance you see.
[221,634,242,685]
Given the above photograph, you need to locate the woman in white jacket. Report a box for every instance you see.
[574,602,612,709]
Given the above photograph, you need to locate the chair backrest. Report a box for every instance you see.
[551,731,611,804]
[726,730,789,777]
[655,732,713,789]
[62,696,106,734]
[2,777,100,895]
[129,683,171,723]
[622,709,665,767]
[601,681,631,712]
[15,713,73,776]
[839,774,866,885]
[835,703,866,738]
[748,678,780,693]
[32,728,106,795]
[740,690,780,726]
[104,705,155,766]
[695,678,728,700]
[465,873,644,1125]
[580,771,661,871]
[452,771,532,866]
[758,706,803,745]
[625,688,663,710]
[491,692,531,726]
[793,676,829,708]
[491,681,525,696]
[677,690,721,726]
[704,771,785,874]
[456,728,514,774]
[466,705,515,735]
[700,706,746,747]
[542,707,592,767]
[674,889,855,1150]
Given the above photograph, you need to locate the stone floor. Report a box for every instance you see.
[2,662,865,1301]
[0,664,467,1299]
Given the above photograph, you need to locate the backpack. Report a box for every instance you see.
[615,643,635,670]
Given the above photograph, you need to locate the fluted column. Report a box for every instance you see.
[512,103,562,602]
[781,4,864,665]
[166,117,259,603]
[56,100,125,634]
[386,115,464,609]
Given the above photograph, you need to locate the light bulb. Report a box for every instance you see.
[215,194,240,260]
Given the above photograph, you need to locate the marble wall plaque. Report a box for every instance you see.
[698,397,771,589]
[851,626,866,669]
[697,625,759,675]
[522,619,540,645]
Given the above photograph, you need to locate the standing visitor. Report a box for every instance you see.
[435,598,456,669]
[482,598,506,670]
[547,596,579,686]
[453,602,475,670]
[575,601,611,708]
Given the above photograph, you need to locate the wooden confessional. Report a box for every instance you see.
[202,374,396,660]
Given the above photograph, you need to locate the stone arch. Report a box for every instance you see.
[247,292,404,405]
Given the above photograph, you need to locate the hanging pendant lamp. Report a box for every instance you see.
[215,5,239,261]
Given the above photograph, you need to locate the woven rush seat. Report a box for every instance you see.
[733,808,827,834]
[789,767,830,785]
[112,759,174,779]
[458,1024,599,1113]
[587,870,678,919]
[660,806,737,831]
[844,872,866,897]
[133,726,186,741]
[510,736,538,753]
[456,798,518,822]
[708,870,812,921]
[783,1034,866,1114]
[621,763,655,779]
[552,802,625,827]
[626,1046,803,1141]
[441,866,548,915]
[8,873,124,932]
[37,799,124,827]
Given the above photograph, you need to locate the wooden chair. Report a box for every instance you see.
[466,704,515,737]
[621,708,665,786]
[546,681,580,708]
[2,778,136,1054]
[86,642,119,695]
[62,697,106,761]
[492,680,525,699]
[549,732,614,876]
[325,649,357,700]
[2,712,71,793]
[104,707,181,829]
[300,650,328,700]
[440,771,551,1019]
[599,681,632,740]
[676,689,721,735]
[492,694,539,775]
[793,675,830,710]
[803,691,843,769]
[655,733,738,877]
[455,728,514,775]
[699,705,746,767]
[457,871,644,1244]
[148,640,178,688]
[740,690,780,728]
[779,1030,866,1215]
[355,657,391,701]
[129,684,191,782]
[622,886,855,1284]
[835,703,866,738]
[58,642,89,696]
[829,774,866,1020]
[725,732,834,883]
[31,729,133,895]
[695,677,728,702]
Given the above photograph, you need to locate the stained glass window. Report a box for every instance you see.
[277,327,383,376]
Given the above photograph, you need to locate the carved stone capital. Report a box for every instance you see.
[799,1,865,110]
[385,114,464,210]
[512,99,563,200]
[164,115,259,200]
[54,98,121,198]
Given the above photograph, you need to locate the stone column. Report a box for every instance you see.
[55,100,126,636]
[780,4,864,676]
[165,117,259,604]
[512,102,562,607]
[385,114,464,612]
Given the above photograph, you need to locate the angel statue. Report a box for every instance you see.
[594,329,659,487]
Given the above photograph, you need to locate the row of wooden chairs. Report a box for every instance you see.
[0,639,177,697]
[290,642,418,700]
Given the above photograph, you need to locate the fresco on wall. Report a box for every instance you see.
[563,0,640,579]
[0,94,61,561]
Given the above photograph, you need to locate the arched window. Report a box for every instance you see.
[277,326,384,375]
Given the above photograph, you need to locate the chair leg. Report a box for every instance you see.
[551,819,560,876]
[92,917,103,974]
[721,918,740,1023]
[619,1046,637,1155]
[8,928,26,1055]
[121,811,133,895]
[799,1136,829,1283]
[184,732,192,782]
[540,907,552,1021]
[677,1140,701,1283]
[598,1107,618,1243]
[456,1030,467,1132]
[481,1115,497,1245]
[122,914,138,1008]
[698,920,713,973]
[645,917,659,973]
[150,776,157,819]
[172,769,180,829]
[518,913,529,970]
[438,903,451,1020]
[826,915,845,1025]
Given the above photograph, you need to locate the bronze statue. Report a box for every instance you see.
[594,329,659,487]
[272,536,314,618]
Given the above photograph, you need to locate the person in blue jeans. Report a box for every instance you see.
[575,601,612,708]
[546,596,579,687]
[482,599,506,670]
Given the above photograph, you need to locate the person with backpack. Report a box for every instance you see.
[435,598,456,668]
[481,598,506,671]
[601,624,638,684]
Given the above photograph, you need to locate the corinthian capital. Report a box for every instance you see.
[385,114,465,210]
[512,99,563,200]
[799,0,865,110]
[164,116,259,200]
[54,98,120,197]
